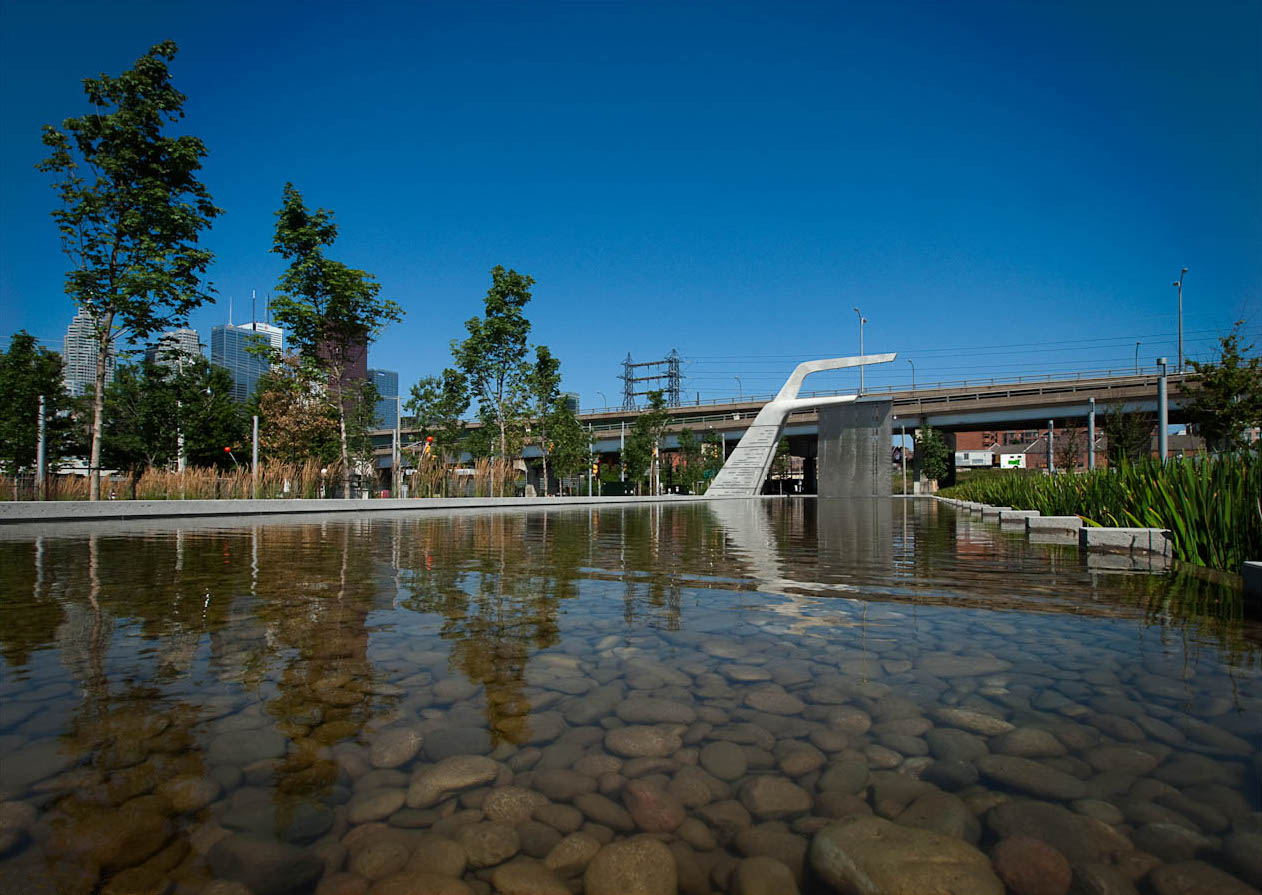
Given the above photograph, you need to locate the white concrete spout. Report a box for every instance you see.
[705,352,897,497]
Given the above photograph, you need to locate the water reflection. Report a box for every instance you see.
[0,500,1259,895]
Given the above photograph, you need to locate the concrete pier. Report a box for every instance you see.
[1079,526,1172,558]
[1027,515,1083,533]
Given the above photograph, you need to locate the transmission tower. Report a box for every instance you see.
[619,349,683,409]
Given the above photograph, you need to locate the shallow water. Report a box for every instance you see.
[0,499,1259,895]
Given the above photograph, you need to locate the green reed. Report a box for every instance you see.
[941,451,1262,573]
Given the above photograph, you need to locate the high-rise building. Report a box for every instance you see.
[369,368,399,429]
[210,322,283,403]
[62,308,116,397]
[144,328,202,370]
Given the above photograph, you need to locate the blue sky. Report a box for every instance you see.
[1,1,1258,407]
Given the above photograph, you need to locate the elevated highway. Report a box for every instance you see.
[373,367,1193,463]
[571,367,1193,453]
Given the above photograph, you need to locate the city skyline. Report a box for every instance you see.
[2,2,1259,407]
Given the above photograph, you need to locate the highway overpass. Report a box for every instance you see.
[373,366,1193,464]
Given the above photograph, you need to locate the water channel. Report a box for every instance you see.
[0,499,1258,895]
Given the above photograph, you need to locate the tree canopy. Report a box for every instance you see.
[624,390,670,493]
[39,40,220,499]
[917,425,951,482]
[0,332,76,476]
[270,183,403,496]
[454,266,535,474]
[1184,321,1262,452]
[527,346,562,494]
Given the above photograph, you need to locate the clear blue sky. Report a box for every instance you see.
[2,1,1259,407]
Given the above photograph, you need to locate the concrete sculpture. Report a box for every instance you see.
[705,353,897,497]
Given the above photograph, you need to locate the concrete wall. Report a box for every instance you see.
[817,400,892,498]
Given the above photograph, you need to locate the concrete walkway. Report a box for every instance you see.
[0,493,733,526]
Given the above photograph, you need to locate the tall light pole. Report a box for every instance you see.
[735,376,742,401]
[596,391,606,409]
[908,359,915,392]
[853,307,867,394]
[1173,268,1188,372]
[1134,341,1141,374]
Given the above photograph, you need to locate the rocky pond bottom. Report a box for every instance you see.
[0,499,1259,895]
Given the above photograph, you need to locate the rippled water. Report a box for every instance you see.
[0,499,1259,895]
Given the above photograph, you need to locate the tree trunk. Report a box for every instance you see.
[338,406,351,499]
[88,316,113,501]
[539,423,549,497]
[498,416,507,497]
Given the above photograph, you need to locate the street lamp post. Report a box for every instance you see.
[1134,342,1141,374]
[908,359,915,392]
[596,391,606,409]
[853,307,867,394]
[1173,268,1188,372]
[735,377,742,401]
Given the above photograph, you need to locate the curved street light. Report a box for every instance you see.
[735,376,742,401]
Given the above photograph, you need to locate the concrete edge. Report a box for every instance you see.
[1027,516,1083,533]
[930,496,1199,573]
[0,493,767,526]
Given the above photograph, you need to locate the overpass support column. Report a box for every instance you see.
[1088,399,1096,471]
[817,400,893,497]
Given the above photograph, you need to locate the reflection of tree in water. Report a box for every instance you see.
[400,512,597,741]
[613,505,726,630]
[242,520,389,812]
[0,533,225,894]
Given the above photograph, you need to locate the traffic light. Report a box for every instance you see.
[592,463,599,476]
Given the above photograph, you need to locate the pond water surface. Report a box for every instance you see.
[0,499,1259,895]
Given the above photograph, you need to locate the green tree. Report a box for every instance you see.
[1099,403,1153,464]
[270,183,403,497]
[547,398,589,491]
[526,346,562,495]
[624,390,670,494]
[453,266,535,489]
[102,361,180,473]
[0,332,76,477]
[407,368,470,462]
[175,357,248,468]
[251,354,341,465]
[916,425,951,483]
[39,41,220,500]
[675,427,703,494]
[702,428,726,490]
[1183,321,1262,452]
[1054,426,1085,473]
[769,437,792,492]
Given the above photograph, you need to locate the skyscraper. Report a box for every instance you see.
[369,368,399,429]
[61,308,115,397]
[210,322,283,403]
[144,328,202,369]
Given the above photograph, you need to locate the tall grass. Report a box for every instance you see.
[941,452,1262,573]
[2,460,339,501]
[2,456,526,501]
[407,457,518,498]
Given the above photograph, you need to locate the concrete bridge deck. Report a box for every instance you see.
[372,369,1192,462]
